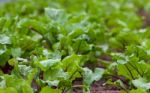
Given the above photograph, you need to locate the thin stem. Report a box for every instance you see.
[62,88,66,93]
[128,62,143,77]
[72,85,84,88]
[62,69,79,93]
[29,26,43,35]
[29,26,52,49]
[69,69,78,80]
[139,64,145,76]
[124,64,135,80]
[98,59,111,63]
[76,40,83,54]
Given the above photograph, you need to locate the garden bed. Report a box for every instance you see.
[0,0,150,93]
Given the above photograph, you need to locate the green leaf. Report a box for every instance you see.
[18,65,32,77]
[0,49,10,66]
[0,87,18,93]
[44,68,68,81]
[83,67,104,86]
[68,29,84,39]
[45,8,65,21]
[36,59,61,71]
[129,88,147,93]
[0,76,6,88]
[40,86,61,93]
[1,75,33,93]
[11,48,22,58]
[0,34,11,44]
[8,58,18,66]
[62,54,82,79]
[132,78,150,90]
[72,38,92,53]
[17,18,47,35]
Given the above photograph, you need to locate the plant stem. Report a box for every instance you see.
[128,62,143,77]
[76,40,83,54]
[29,26,52,49]
[124,64,135,80]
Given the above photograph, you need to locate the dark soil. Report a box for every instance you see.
[90,80,120,93]
[1,63,13,74]
[73,79,120,93]
[138,9,150,27]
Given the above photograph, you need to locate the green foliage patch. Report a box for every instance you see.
[1,0,150,93]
